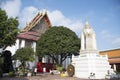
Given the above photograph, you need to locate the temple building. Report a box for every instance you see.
[6,10,70,70]
[6,11,52,69]
[100,49,120,72]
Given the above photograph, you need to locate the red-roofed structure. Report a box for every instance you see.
[17,31,40,41]
[6,11,52,70]
[17,11,51,42]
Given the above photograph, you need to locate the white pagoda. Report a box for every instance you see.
[72,18,111,79]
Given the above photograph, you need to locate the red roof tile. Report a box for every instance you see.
[17,31,41,41]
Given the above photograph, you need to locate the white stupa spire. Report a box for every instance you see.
[80,18,98,53]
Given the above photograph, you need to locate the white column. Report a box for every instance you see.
[92,34,97,50]
[32,42,36,52]
[113,64,116,71]
[16,39,19,49]
[33,42,38,62]
[20,39,25,48]
[81,32,85,50]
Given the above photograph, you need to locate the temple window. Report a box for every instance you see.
[25,40,32,47]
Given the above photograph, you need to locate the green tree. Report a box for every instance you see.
[13,47,35,72]
[0,8,19,50]
[37,26,80,66]
[0,54,3,77]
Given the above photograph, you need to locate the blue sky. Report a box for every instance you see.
[0,0,120,51]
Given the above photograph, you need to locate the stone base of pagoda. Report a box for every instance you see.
[72,54,111,79]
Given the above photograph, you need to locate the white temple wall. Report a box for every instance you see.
[16,39,19,49]
[6,45,16,55]
[20,39,25,48]
[6,39,19,55]
[6,38,38,69]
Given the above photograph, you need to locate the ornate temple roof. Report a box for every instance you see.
[18,11,51,41]
[20,11,51,32]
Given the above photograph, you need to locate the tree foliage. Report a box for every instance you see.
[13,47,35,70]
[0,8,19,49]
[37,26,80,66]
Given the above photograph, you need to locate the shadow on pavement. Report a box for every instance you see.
[0,77,29,80]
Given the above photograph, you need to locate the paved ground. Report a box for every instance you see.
[4,73,120,80]
[1,73,120,80]
[0,73,105,80]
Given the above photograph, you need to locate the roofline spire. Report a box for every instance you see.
[85,16,89,25]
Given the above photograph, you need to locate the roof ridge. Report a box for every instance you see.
[100,48,120,52]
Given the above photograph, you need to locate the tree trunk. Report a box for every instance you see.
[48,54,69,67]
[48,54,58,64]
[59,55,63,66]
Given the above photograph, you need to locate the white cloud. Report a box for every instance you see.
[48,10,83,35]
[19,7,83,35]
[19,6,38,28]
[112,38,120,46]
[1,0,21,18]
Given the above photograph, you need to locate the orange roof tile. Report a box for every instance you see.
[100,49,120,58]
[100,49,120,63]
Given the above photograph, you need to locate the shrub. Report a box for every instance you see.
[57,66,63,72]
[8,71,15,77]
[56,64,63,72]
